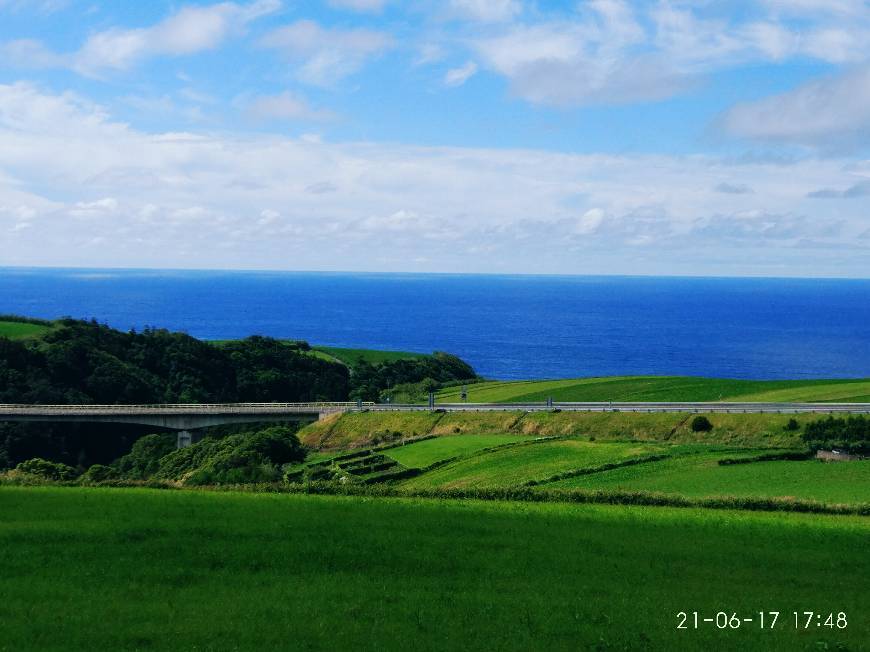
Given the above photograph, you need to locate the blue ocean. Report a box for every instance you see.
[1,268,868,381]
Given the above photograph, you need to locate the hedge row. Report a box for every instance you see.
[717,450,814,465]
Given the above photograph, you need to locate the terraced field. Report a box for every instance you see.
[384,434,535,468]
[437,376,870,403]
[398,439,668,489]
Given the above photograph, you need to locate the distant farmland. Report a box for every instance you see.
[437,376,870,403]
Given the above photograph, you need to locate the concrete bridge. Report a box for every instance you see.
[2,401,869,447]
[0,402,368,447]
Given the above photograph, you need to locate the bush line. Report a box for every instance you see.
[717,450,814,465]
[5,475,867,516]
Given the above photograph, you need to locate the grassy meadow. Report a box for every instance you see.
[437,376,870,403]
[312,345,429,366]
[545,454,870,504]
[1,486,867,652]
[0,319,53,340]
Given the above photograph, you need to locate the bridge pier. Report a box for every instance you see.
[177,430,193,449]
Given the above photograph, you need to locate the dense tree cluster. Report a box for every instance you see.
[0,319,348,467]
[349,352,477,402]
[803,415,870,453]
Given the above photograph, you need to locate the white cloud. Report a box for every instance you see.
[260,19,392,86]
[0,82,867,275]
[444,61,477,87]
[245,92,335,121]
[467,1,870,106]
[722,65,870,150]
[0,1,279,76]
[327,0,387,12]
[447,0,521,23]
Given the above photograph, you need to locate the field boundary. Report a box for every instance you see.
[9,477,867,516]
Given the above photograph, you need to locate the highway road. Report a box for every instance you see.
[1,400,869,418]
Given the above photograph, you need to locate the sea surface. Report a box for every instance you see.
[1,268,869,381]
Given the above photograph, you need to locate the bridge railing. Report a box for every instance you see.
[0,402,374,413]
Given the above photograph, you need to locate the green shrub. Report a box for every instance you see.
[114,433,176,479]
[784,418,800,432]
[154,426,306,485]
[79,464,118,483]
[690,415,713,432]
[15,457,77,481]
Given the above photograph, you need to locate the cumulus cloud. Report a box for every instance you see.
[721,66,870,150]
[259,20,392,86]
[245,92,335,121]
[444,61,477,87]
[467,1,870,107]
[447,0,521,23]
[0,1,279,76]
[0,82,867,274]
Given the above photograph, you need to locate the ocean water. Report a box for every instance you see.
[1,268,869,381]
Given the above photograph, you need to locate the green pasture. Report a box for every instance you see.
[399,440,667,489]
[438,376,870,403]
[384,434,535,468]
[548,455,870,505]
[0,319,53,340]
[312,346,429,366]
[0,487,866,651]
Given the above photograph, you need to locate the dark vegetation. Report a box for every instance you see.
[803,415,870,454]
[348,352,477,402]
[0,317,476,469]
[690,415,713,432]
[9,425,306,486]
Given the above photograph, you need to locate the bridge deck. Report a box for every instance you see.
[1,401,869,417]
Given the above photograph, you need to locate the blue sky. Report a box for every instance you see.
[1,0,869,276]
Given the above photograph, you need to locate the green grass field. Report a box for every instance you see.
[547,456,870,505]
[399,440,668,489]
[438,376,870,403]
[0,319,53,340]
[384,434,535,468]
[0,487,866,651]
[312,346,429,366]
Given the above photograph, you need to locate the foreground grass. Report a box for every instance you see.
[438,376,870,403]
[550,457,870,504]
[0,487,866,651]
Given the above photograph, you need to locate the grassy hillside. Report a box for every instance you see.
[0,319,53,340]
[297,411,814,450]
[438,376,870,403]
[398,440,667,489]
[1,487,867,651]
[312,346,429,366]
[385,434,535,468]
